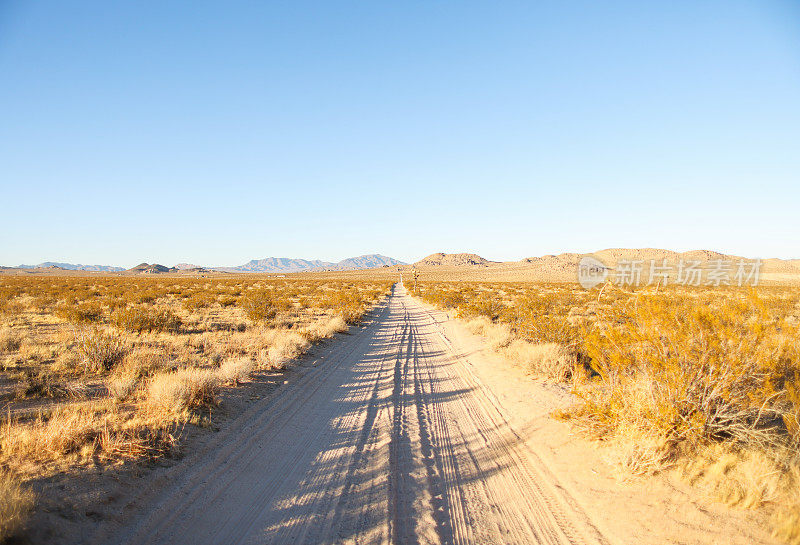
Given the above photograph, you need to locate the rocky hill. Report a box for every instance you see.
[415,253,492,266]
[128,263,178,274]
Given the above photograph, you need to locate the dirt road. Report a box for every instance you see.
[102,285,609,545]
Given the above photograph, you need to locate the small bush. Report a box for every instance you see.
[15,369,63,399]
[260,331,310,370]
[506,340,575,381]
[117,348,169,378]
[76,328,127,372]
[55,302,104,324]
[301,316,348,341]
[145,368,219,413]
[240,290,277,322]
[106,374,138,401]
[217,357,254,385]
[112,307,181,333]
[0,327,23,352]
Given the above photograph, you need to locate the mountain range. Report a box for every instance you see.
[10,250,800,277]
[13,262,125,272]
[215,254,404,273]
[7,254,405,274]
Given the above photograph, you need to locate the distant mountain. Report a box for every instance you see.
[14,262,125,272]
[415,253,492,266]
[128,263,178,274]
[334,254,404,270]
[218,254,405,273]
[4,255,405,274]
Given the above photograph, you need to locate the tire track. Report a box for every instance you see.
[92,286,611,545]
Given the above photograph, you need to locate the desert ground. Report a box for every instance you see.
[0,251,798,544]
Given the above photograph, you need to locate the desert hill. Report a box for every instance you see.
[396,248,800,285]
[415,253,493,267]
[128,263,178,274]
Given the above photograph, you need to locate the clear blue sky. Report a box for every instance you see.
[1,1,799,267]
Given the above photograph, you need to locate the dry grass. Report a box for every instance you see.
[75,327,128,372]
[301,315,348,342]
[217,357,254,385]
[0,274,392,537]
[505,340,574,382]
[261,331,311,370]
[0,471,34,541]
[145,368,220,414]
[413,279,800,542]
[0,326,23,352]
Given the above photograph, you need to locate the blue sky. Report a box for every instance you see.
[1,1,799,267]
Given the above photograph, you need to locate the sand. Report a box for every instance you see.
[82,284,778,545]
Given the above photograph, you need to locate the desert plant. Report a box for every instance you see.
[240,290,277,322]
[145,368,219,413]
[112,306,181,333]
[0,472,34,541]
[0,326,23,352]
[106,374,138,401]
[55,302,104,324]
[76,328,127,372]
[217,357,254,385]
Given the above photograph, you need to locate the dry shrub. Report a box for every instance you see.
[53,349,82,373]
[240,290,277,322]
[301,316,348,341]
[579,294,796,449]
[418,281,800,541]
[595,430,678,479]
[145,369,219,413]
[463,316,492,336]
[182,293,214,311]
[0,326,23,352]
[112,306,181,333]
[677,444,800,510]
[483,321,514,350]
[15,369,64,399]
[55,302,104,324]
[462,317,575,380]
[76,328,127,372]
[505,340,574,381]
[465,294,507,321]
[117,347,169,378]
[320,290,369,324]
[106,374,138,401]
[1,405,177,466]
[785,377,800,448]
[0,471,34,541]
[261,331,310,370]
[464,316,513,348]
[217,357,254,385]
[774,504,800,545]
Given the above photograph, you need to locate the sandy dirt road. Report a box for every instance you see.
[100,285,610,545]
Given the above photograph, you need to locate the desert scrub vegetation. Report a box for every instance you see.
[0,471,34,542]
[411,279,800,542]
[0,273,391,539]
[111,306,182,333]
